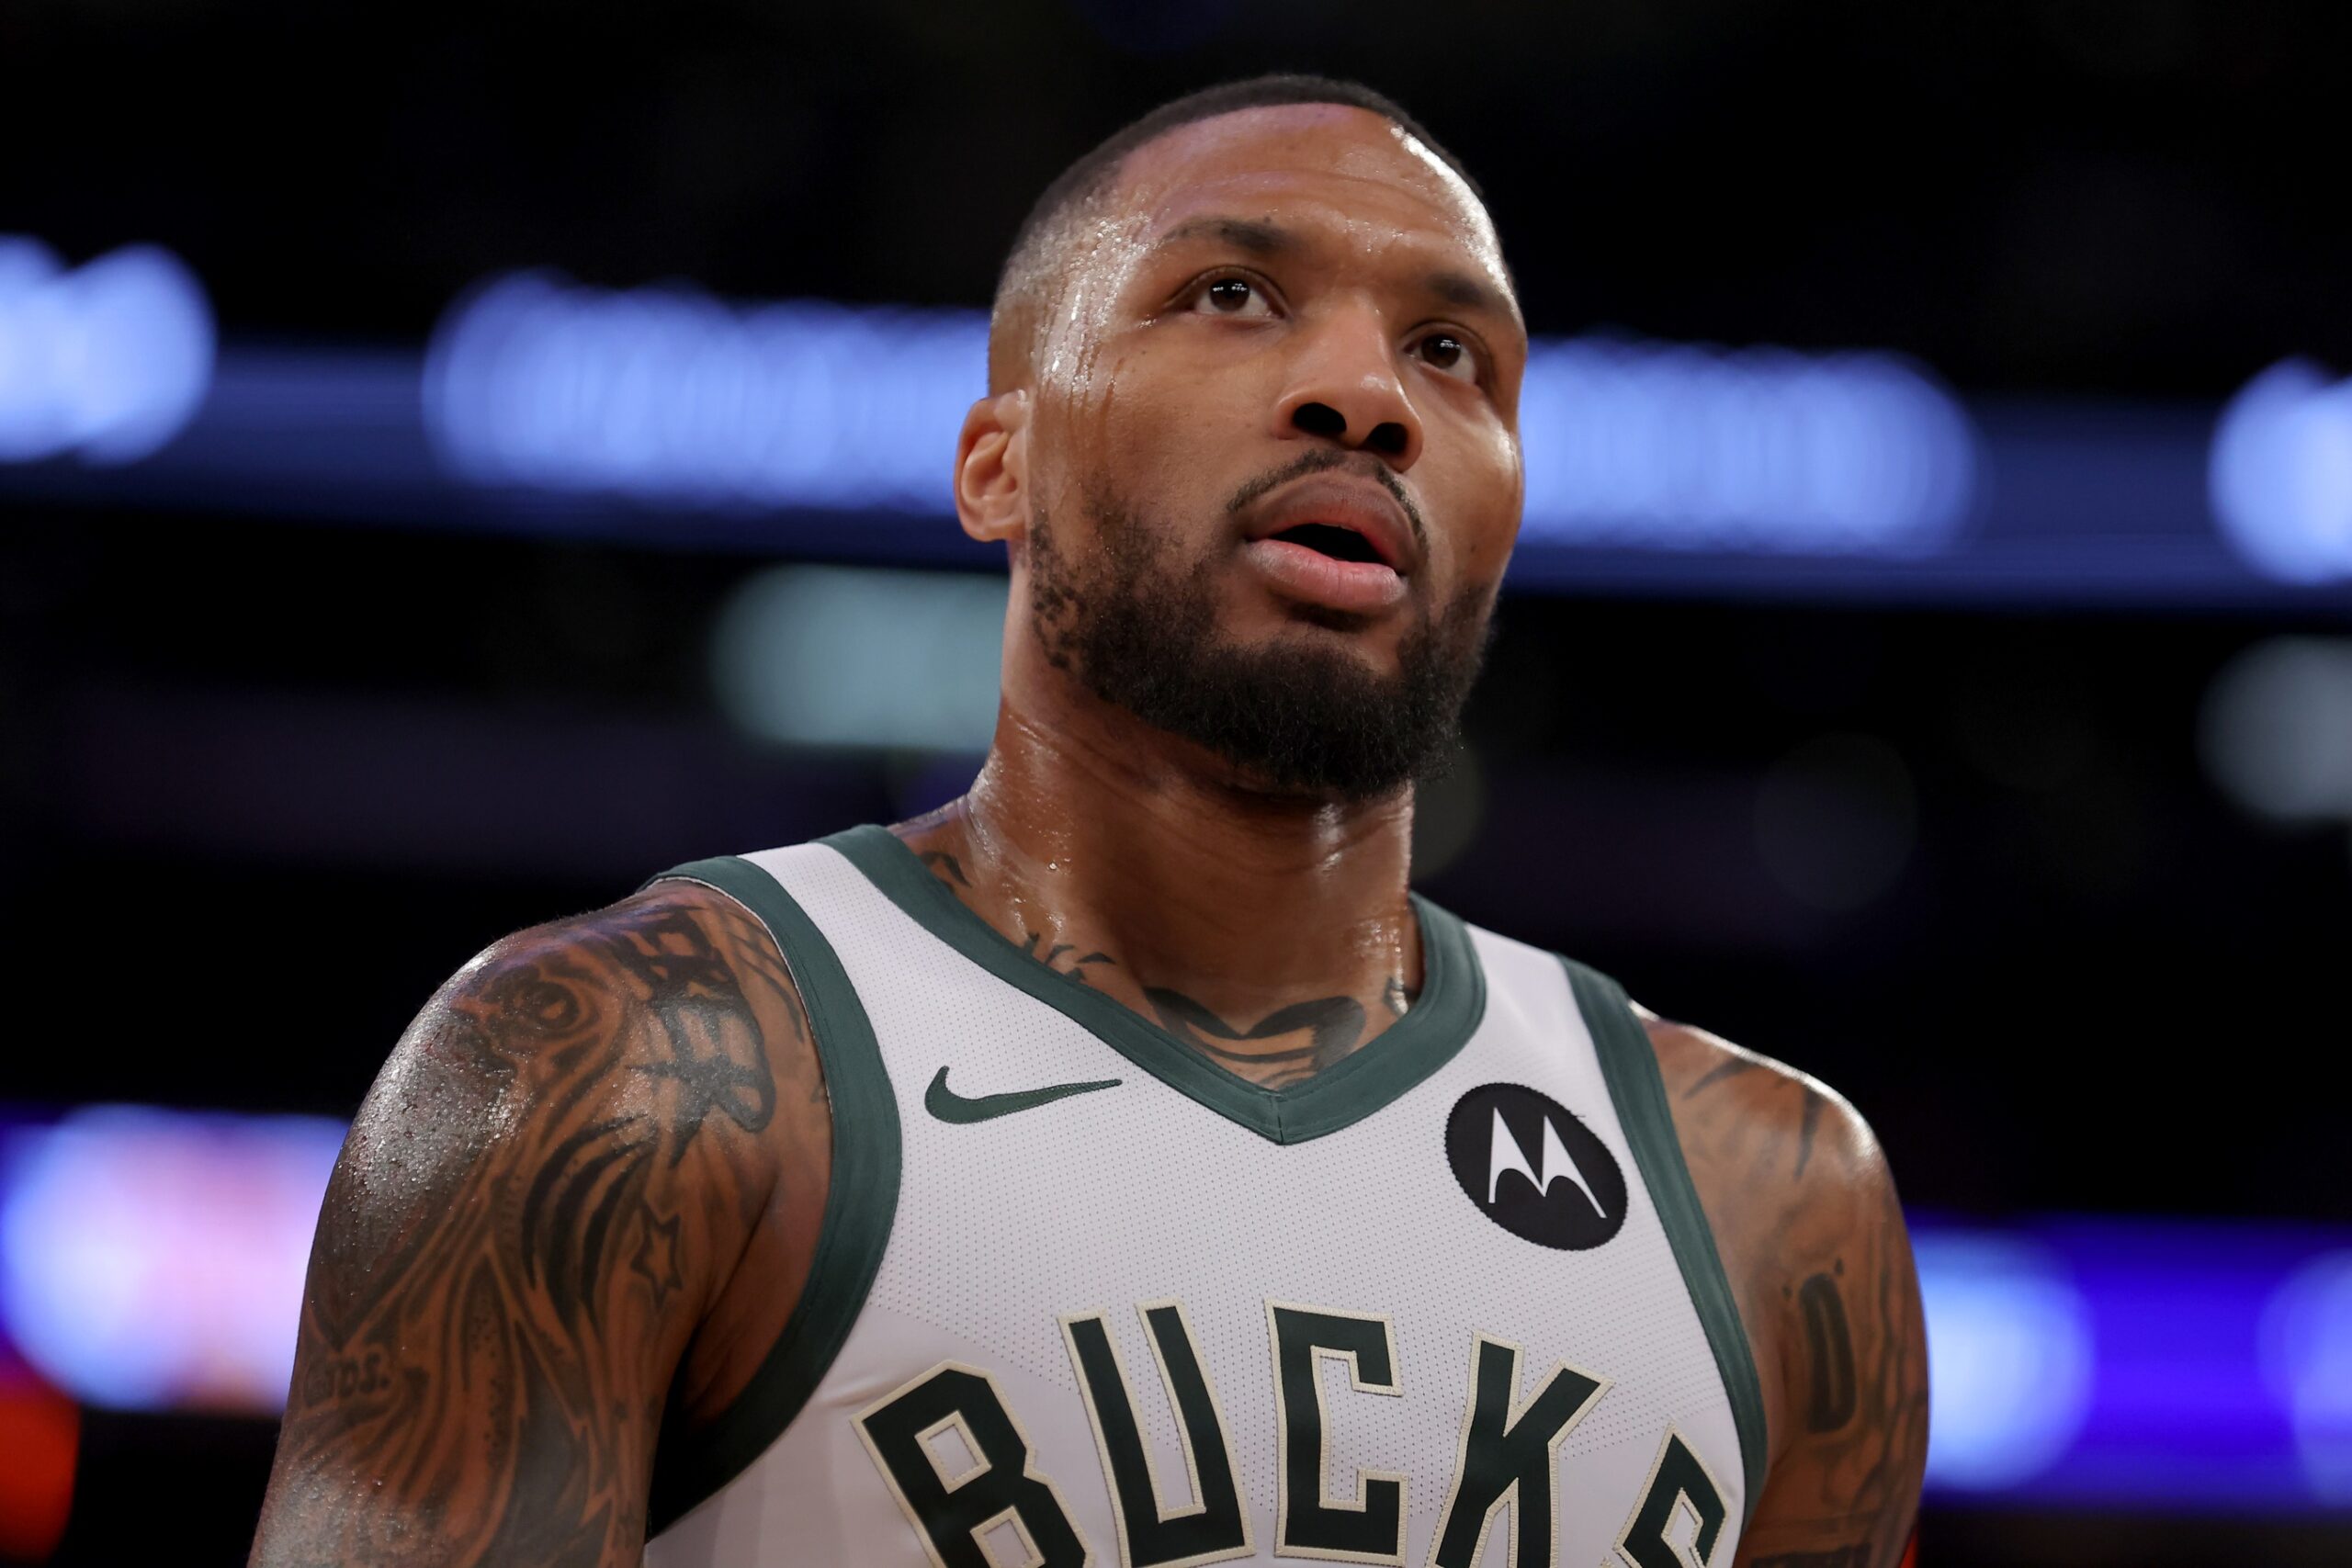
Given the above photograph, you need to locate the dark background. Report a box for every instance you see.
[4,1,2350,1563]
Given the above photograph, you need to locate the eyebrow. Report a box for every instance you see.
[1153,216,1295,257]
[1424,267,1513,323]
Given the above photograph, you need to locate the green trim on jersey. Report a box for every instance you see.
[826,823,1487,1145]
[642,854,903,1537]
[1565,957,1768,1527]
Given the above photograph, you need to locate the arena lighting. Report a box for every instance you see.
[2262,1252,2352,1502]
[710,564,1008,751]
[2198,637,2352,825]
[0,235,214,465]
[2211,359,2352,585]
[1,1105,2349,1513]
[1913,1233,2095,1490]
[1516,340,1976,556]
[425,272,989,511]
[424,271,1980,555]
[0,1107,343,1411]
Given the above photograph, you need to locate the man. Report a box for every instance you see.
[253,75,1927,1568]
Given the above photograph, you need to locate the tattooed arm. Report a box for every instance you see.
[251,884,823,1567]
[1644,1013,1928,1568]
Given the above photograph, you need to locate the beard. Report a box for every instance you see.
[1025,482,1494,804]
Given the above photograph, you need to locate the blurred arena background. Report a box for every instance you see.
[4,2,2351,1562]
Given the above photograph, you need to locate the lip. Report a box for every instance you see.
[1239,473,1420,579]
[1241,536,1409,613]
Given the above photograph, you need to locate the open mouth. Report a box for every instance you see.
[1269,522,1386,567]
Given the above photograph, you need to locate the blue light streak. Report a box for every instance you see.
[1912,1219,2352,1508]
[1518,339,1975,556]
[425,272,988,512]
[424,270,1980,558]
[0,255,2341,606]
[0,236,214,466]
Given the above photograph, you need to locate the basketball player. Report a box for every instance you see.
[252,76,1927,1568]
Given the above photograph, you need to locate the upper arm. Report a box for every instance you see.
[251,885,808,1567]
[1645,1015,1928,1568]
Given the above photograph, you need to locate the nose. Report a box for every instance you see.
[1272,301,1424,470]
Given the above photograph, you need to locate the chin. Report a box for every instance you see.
[1215,602,1400,666]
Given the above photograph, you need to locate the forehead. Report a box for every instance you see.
[1107,105,1510,298]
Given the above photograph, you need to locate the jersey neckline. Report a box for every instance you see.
[822,822,1487,1145]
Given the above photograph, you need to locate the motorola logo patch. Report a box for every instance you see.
[1444,1083,1628,1250]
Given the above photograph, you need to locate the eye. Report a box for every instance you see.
[1183,272,1277,320]
[1415,330,1481,384]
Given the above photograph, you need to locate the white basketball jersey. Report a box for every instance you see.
[639,827,1763,1568]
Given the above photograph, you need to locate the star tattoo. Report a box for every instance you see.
[628,1202,684,1311]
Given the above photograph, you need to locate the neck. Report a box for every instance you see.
[895,681,1423,1084]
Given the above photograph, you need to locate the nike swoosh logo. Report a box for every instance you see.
[924,1066,1123,1124]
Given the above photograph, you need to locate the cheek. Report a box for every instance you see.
[1064,339,1261,508]
[1426,424,1523,586]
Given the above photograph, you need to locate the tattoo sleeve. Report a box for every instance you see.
[1650,1021,1929,1568]
[249,890,796,1567]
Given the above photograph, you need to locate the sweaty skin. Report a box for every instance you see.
[251,104,1925,1566]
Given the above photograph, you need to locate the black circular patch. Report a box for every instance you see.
[1445,1083,1628,1250]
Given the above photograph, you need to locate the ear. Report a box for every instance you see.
[954,390,1030,545]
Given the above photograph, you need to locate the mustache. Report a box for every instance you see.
[1223,448,1429,555]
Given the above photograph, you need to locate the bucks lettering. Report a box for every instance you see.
[1614,1432,1730,1568]
[854,1363,1091,1568]
[854,1301,1729,1568]
[1428,1336,1608,1568]
[1267,1303,1408,1562]
[1064,1303,1254,1567]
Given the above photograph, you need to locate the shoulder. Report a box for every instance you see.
[1634,1006,1928,1561]
[1636,1006,1893,1212]
[257,879,829,1562]
[414,877,816,1109]
[345,876,827,1306]
[441,876,802,1032]
[1634,1007,1901,1329]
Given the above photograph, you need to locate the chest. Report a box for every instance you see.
[644,838,1755,1567]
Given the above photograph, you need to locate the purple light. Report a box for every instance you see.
[0,1107,341,1411]
[1,1103,2348,1517]
[1916,1233,2094,1490]
[1915,1218,2352,1508]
